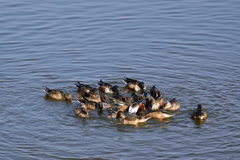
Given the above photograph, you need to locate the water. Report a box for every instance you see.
[1,0,240,159]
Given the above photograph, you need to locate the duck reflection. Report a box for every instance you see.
[193,119,206,125]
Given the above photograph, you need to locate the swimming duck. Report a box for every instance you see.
[98,79,119,94]
[109,92,131,111]
[116,111,151,125]
[144,92,164,111]
[75,82,95,93]
[97,102,112,112]
[77,98,112,111]
[74,105,89,118]
[77,99,96,110]
[110,92,129,104]
[101,94,109,104]
[146,97,165,111]
[131,92,139,102]
[127,101,146,114]
[150,85,163,99]
[191,104,207,120]
[43,87,72,101]
[131,92,145,103]
[107,107,122,118]
[78,90,101,103]
[136,108,173,121]
[122,77,146,92]
[162,97,180,111]
[110,91,127,103]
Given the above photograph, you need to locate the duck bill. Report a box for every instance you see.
[107,104,112,108]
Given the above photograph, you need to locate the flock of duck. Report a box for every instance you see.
[43,77,207,126]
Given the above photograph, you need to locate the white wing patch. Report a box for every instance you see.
[128,104,138,114]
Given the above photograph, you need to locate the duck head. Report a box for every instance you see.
[112,85,119,92]
[101,95,109,103]
[97,102,112,112]
[64,93,72,101]
[198,104,202,110]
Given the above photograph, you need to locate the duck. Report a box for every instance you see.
[150,85,163,99]
[136,108,173,121]
[127,101,146,114]
[97,79,119,94]
[74,105,89,118]
[107,107,122,118]
[191,104,207,120]
[116,99,132,112]
[162,97,180,111]
[75,82,96,93]
[110,91,127,103]
[146,97,165,111]
[97,102,112,112]
[76,89,101,103]
[43,87,72,101]
[131,92,145,103]
[77,99,96,110]
[122,77,146,92]
[110,92,132,111]
[101,94,109,104]
[144,92,164,111]
[116,111,151,125]
[77,95,111,110]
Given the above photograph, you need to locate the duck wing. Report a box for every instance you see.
[123,77,138,84]
[125,115,138,121]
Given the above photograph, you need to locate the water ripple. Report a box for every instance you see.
[1,0,240,159]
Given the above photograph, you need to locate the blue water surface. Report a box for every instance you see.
[0,0,240,159]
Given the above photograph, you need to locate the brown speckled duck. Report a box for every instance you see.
[122,77,146,92]
[116,111,151,125]
[77,99,96,110]
[43,87,72,101]
[75,82,95,93]
[77,95,112,111]
[130,92,145,103]
[75,89,101,103]
[137,108,173,121]
[162,97,180,111]
[107,107,122,118]
[110,92,132,111]
[74,105,89,118]
[110,92,127,103]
